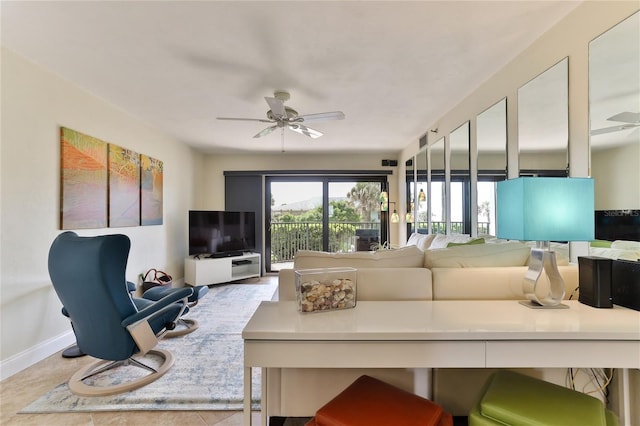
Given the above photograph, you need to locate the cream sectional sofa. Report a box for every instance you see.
[589,239,640,261]
[268,239,580,417]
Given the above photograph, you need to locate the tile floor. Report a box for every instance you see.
[1,345,261,426]
[1,276,279,426]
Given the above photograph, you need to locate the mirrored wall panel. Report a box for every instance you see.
[518,58,569,175]
[414,149,427,231]
[477,99,507,172]
[450,122,470,234]
[405,157,415,235]
[415,148,427,232]
[590,12,640,214]
[477,98,507,236]
[429,138,446,234]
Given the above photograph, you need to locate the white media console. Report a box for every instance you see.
[184,253,261,286]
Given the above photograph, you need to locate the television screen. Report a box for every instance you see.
[595,210,640,242]
[189,210,256,257]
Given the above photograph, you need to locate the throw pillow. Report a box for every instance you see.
[611,240,640,250]
[428,234,471,249]
[406,233,437,251]
[447,238,485,248]
[424,241,531,268]
[590,240,612,248]
[294,245,424,270]
[589,246,640,261]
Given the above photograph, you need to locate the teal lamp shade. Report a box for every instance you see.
[497,177,594,242]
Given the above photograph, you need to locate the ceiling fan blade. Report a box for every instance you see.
[288,123,323,139]
[217,117,273,123]
[253,125,278,138]
[607,111,640,124]
[297,111,345,123]
[591,123,640,136]
[265,97,286,119]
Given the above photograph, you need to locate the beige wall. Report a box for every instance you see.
[592,142,640,210]
[201,153,402,250]
[0,48,202,377]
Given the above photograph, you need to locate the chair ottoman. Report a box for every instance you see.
[142,284,209,337]
[469,370,619,426]
[305,375,453,426]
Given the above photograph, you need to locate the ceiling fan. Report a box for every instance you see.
[591,111,640,136]
[217,91,345,143]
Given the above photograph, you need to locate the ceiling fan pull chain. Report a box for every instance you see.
[281,128,285,153]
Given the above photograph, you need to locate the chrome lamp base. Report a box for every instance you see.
[520,242,568,309]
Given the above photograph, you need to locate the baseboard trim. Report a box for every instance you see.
[1,330,75,381]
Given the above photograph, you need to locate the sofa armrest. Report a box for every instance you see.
[278,268,433,301]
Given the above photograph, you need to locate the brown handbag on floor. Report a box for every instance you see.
[141,268,173,292]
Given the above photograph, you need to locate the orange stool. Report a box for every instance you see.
[305,375,453,426]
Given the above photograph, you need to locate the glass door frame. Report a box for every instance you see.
[265,175,389,272]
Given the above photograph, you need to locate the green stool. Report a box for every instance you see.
[469,370,619,426]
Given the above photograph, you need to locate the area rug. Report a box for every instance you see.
[20,281,277,413]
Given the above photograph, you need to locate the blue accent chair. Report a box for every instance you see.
[61,281,208,357]
[48,232,192,396]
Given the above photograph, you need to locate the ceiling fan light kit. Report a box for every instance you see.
[217,91,345,150]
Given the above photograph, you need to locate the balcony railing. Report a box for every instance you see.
[270,221,491,264]
[270,222,379,264]
[414,221,491,235]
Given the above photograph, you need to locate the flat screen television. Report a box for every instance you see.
[189,210,256,257]
[595,210,640,241]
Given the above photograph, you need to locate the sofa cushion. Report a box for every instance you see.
[424,241,531,268]
[431,265,578,300]
[520,241,569,266]
[278,268,433,302]
[294,246,424,269]
[406,232,437,250]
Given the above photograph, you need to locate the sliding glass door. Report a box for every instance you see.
[266,177,386,272]
[269,181,323,270]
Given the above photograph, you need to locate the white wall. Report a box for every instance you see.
[0,48,202,378]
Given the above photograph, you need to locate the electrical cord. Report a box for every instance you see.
[569,286,579,300]
[566,367,613,403]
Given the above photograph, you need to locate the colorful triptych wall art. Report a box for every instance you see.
[60,127,108,229]
[60,127,163,229]
[108,144,140,227]
[141,154,164,226]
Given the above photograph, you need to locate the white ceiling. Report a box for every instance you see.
[1,1,582,154]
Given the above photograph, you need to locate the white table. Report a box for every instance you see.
[242,300,640,426]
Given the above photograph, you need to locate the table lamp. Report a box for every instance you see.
[497,177,594,308]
